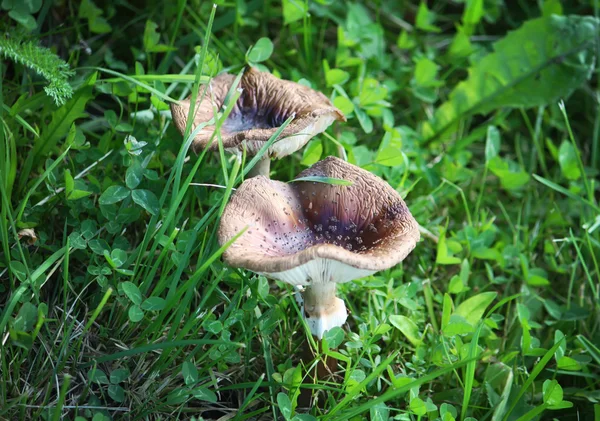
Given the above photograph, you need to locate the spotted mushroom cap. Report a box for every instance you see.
[218,157,420,286]
[170,67,346,158]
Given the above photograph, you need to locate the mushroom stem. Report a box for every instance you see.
[246,157,271,178]
[297,283,347,339]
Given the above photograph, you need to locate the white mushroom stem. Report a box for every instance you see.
[246,157,271,178]
[295,283,347,339]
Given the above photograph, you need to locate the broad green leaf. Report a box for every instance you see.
[397,30,417,49]
[121,282,142,306]
[449,27,473,58]
[191,387,217,403]
[463,0,484,27]
[416,2,441,33]
[542,0,563,16]
[9,260,27,283]
[126,161,144,189]
[277,393,293,420]
[110,368,130,384]
[143,20,176,52]
[455,292,497,326]
[436,232,461,265]
[78,0,111,33]
[376,129,404,167]
[128,305,144,322]
[558,141,581,180]
[426,15,598,141]
[543,379,563,406]
[282,0,308,24]
[410,397,427,416]
[64,169,74,196]
[247,38,274,63]
[141,297,166,311]
[323,327,345,349]
[300,140,323,166]
[88,368,109,384]
[389,315,422,346]
[182,361,198,385]
[108,384,124,402]
[488,157,530,190]
[354,106,373,134]
[413,58,440,87]
[326,68,350,87]
[13,302,37,332]
[557,356,582,371]
[132,189,160,215]
[485,125,500,163]
[443,315,474,336]
[370,402,389,421]
[99,185,130,205]
[111,249,127,267]
[333,96,354,115]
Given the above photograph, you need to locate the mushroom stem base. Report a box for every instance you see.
[296,283,347,339]
[246,157,271,178]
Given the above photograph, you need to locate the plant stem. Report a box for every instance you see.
[247,157,270,178]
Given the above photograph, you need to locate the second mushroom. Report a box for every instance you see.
[218,157,420,338]
[170,67,345,177]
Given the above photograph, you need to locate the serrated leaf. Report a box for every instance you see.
[33,85,94,163]
[427,15,598,141]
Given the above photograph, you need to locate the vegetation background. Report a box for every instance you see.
[1,0,599,420]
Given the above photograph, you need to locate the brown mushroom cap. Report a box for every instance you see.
[170,67,346,158]
[218,157,420,285]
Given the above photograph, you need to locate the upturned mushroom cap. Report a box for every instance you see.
[218,156,420,286]
[170,67,346,158]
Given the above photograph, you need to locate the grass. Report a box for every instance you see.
[1,1,600,420]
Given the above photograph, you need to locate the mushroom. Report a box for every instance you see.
[217,156,420,338]
[170,67,346,177]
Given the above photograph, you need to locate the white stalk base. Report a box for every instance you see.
[295,283,347,339]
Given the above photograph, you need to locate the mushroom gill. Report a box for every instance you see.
[170,67,346,162]
[218,157,420,338]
